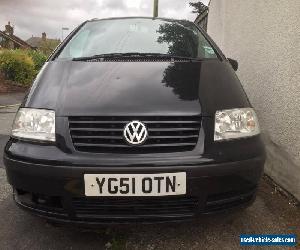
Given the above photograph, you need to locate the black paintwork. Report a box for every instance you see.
[4,17,265,223]
[24,59,249,116]
[228,58,239,71]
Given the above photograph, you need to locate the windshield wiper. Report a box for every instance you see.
[72,53,129,61]
[72,52,203,62]
[126,53,204,61]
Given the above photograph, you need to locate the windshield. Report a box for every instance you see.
[57,18,217,60]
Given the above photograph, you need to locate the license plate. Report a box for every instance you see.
[84,172,186,197]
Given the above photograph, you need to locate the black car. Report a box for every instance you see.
[4,17,265,224]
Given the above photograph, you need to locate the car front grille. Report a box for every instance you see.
[72,197,199,218]
[68,116,201,154]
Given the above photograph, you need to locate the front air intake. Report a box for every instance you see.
[68,116,201,154]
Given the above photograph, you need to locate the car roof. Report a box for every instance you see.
[87,16,193,24]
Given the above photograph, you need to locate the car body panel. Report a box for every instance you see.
[23,60,250,117]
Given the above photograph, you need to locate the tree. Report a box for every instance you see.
[161,63,200,101]
[156,21,200,101]
[39,39,60,56]
[189,1,208,15]
[157,21,198,57]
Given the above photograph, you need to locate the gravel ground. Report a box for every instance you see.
[0,95,299,250]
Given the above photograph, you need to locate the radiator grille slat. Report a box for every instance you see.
[69,116,201,154]
[73,197,199,217]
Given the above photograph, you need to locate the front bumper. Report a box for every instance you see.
[4,153,264,224]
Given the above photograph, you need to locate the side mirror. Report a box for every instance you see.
[228,58,238,71]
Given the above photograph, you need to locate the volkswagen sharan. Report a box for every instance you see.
[4,17,265,224]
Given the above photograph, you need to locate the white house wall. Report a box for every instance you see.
[207,0,300,200]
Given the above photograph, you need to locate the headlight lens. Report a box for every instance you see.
[12,108,55,142]
[214,108,260,141]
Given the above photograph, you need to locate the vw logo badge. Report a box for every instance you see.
[123,121,148,145]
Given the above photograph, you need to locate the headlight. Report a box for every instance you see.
[12,108,55,142]
[214,108,260,141]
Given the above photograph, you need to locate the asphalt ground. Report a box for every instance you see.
[0,95,299,250]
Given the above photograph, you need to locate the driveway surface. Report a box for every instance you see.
[0,92,25,106]
[0,100,299,250]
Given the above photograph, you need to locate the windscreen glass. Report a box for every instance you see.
[57,18,217,59]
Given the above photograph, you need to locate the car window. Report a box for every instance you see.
[57,18,217,60]
[69,30,90,58]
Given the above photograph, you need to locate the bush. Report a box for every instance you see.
[0,49,47,86]
[0,49,35,86]
[27,50,47,71]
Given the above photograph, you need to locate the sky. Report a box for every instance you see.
[0,0,209,41]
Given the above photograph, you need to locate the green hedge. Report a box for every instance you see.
[0,49,47,86]
[27,50,48,71]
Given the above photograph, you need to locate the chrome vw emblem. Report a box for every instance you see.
[123,121,148,145]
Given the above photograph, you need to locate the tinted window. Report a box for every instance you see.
[57,18,217,59]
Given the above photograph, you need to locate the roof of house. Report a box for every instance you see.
[26,37,60,48]
[0,30,33,49]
